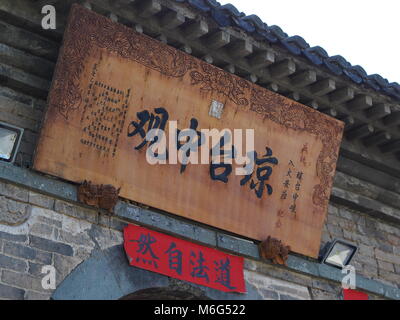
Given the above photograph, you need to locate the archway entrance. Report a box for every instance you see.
[52,244,259,300]
[120,287,210,300]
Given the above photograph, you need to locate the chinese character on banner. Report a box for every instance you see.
[123,225,246,293]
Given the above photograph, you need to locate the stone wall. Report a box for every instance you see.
[324,204,400,287]
[0,180,396,300]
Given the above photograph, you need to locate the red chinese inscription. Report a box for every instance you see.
[123,224,246,293]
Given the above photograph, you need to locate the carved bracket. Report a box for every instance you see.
[77,180,120,213]
[259,236,291,266]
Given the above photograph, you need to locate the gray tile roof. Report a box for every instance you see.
[175,0,400,101]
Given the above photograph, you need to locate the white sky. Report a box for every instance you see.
[218,0,400,84]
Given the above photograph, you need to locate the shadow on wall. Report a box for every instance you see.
[52,245,262,300]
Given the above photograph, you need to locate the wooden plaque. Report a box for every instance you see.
[34,5,344,258]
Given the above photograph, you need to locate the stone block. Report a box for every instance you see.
[375,249,400,265]
[378,260,395,273]
[0,253,27,272]
[54,200,98,224]
[2,242,52,264]
[0,230,27,243]
[0,283,25,299]
[29,191,55,210]
[1,270,47,293]
[24,290,51,300]
[29,235,74,257]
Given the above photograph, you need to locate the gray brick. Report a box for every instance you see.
[376,222,400,236]
[29,191,55,210]
[6,199,28,215]
[0,253,27,272]
[310,288,339,300]
[342,230,355,241]
[0,196,31,226]
[311,279,338,293]
[260,289,279,300]
[363,263,378,279]
[98,214,110,228]
[25,290,51,300]
[0,231,27,243]
[338,208,355,221]
[378,271,400,285]
[53,253,81,284]
[375,249,400,265]
[58,230,94,247]
[387,235,400,246]
[377,242,394,254]
[361,256,378,268]
[0,283,25,299]
[280,294,300,300]
[358,244,374,258]
[1,270,47,292]
[30,223,53,239]
[27,261,45,277]
[0,182,29,202]
[327,224,343,237]
[54,200,98,224]
[0,85,33,106]
[29,235,73,256]
[3,242,52,264]
[109,217,129,232]
[378,260,395,273]
[37,216,62,228]
[328,204,339,216]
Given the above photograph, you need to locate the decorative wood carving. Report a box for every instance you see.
[259,236,291,266]
[78,180,120,213]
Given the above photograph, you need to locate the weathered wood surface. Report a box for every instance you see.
[34,4,344,258]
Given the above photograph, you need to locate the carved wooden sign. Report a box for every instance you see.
[34,4,344,258]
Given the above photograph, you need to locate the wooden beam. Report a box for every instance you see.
[347,94,373,111]
[182,20,209,40]
[346,124,374,140]
[309,79,336,96]
[248,50,275,69]
[160,10,186,30]
[383,111,400,127]
[365,103,391,120]
[363,131,392,147]
[330,87,354,104]
[228,39,253,58]
[380,140,400,153]
[204,31,230,50]
[291,70,317,88]
[269,59,296,78]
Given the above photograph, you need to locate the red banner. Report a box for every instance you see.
[123,224,246,293]
[343,289,369,300]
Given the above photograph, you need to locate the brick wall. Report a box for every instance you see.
[0,181,123,299]
[0,181,394,300]
[322,204,400,287]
